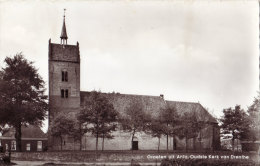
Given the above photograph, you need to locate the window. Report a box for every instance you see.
[65,89,68,98]
[26,143,31,151]
[65,72,68,81]
[11,140,16,151]
[62,71,68,82]
[5,144,8,151]
[61,89,68,98]
[37,141,42,151]
[61,89,64,98]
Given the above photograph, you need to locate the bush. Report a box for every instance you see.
[2,155,10,164]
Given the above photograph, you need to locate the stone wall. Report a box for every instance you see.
[48,41,81,151]
[10,151,260,163]
[80,125,216,151]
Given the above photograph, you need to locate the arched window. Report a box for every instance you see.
[61,89,69,98]
[61,70,68,82]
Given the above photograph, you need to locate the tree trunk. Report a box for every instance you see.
[73,138,75,151]
[199,130,202,151]
[60,136,63,151]
[79,124,82,151]
[102,133,105,151]
[166,123,169,152]
[131,130,135,154]
[158,137,160,152]
[166,134,168,152]
[185,137,188,152]
[193,137,196,151]
[172,136,175,151]
[232,138,235,151]
[85,135,87,151]
[96,132,98,152]
[14,123,22,152]
[185,131,188,152]
[232,137,235,151]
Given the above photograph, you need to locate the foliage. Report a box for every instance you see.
[49,113,76,150]
[178,112,204,151]
[0,54,48,151]
[78,91,118,151]
[220,105,249,151]
[245,93,260,141]
[159,107,180,151]
[0,124,10,136]
[120,100,151,150]
[146,119,166,151]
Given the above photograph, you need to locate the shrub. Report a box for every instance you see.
[2,155,10,164]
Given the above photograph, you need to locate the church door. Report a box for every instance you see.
[132,141,138,150]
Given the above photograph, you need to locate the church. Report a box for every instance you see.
[48,14,220,151]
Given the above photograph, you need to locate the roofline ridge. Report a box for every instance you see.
[80,91,203,105]
[80,91,163,98]
[165,100,199,104]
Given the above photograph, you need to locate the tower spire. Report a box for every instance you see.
[60,9,68,45]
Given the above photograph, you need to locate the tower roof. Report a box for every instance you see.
[60,12,68,40]
[60,9,68,40]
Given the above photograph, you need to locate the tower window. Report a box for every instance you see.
[62,71,68,82]
[61,89,64,98]
[61,89,68,98]
[65,89,68,98]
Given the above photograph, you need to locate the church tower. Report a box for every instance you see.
[48,11,80,150]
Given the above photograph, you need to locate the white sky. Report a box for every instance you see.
[0,0,259,132]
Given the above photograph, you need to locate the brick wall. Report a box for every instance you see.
[0,139,47,152]
[48,41,81,151]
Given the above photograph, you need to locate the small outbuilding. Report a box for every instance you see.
[0,125,47,152]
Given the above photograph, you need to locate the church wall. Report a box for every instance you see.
[80,124,217,151]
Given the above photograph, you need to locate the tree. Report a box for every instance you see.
[49,113,76,150]
[220,105,249,151]
[100,124,117,151]
[0,124,10,136]
[0,54,48,151]
[178,112,203,152]
[120,100,151,152]
[246,93,260,141]
[146,119,165,152]
[78,91,118,151]
[159,107,180,151]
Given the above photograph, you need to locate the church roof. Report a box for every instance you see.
[60,17,68,40]
[80,91,217,123]
[2,125,46,138]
